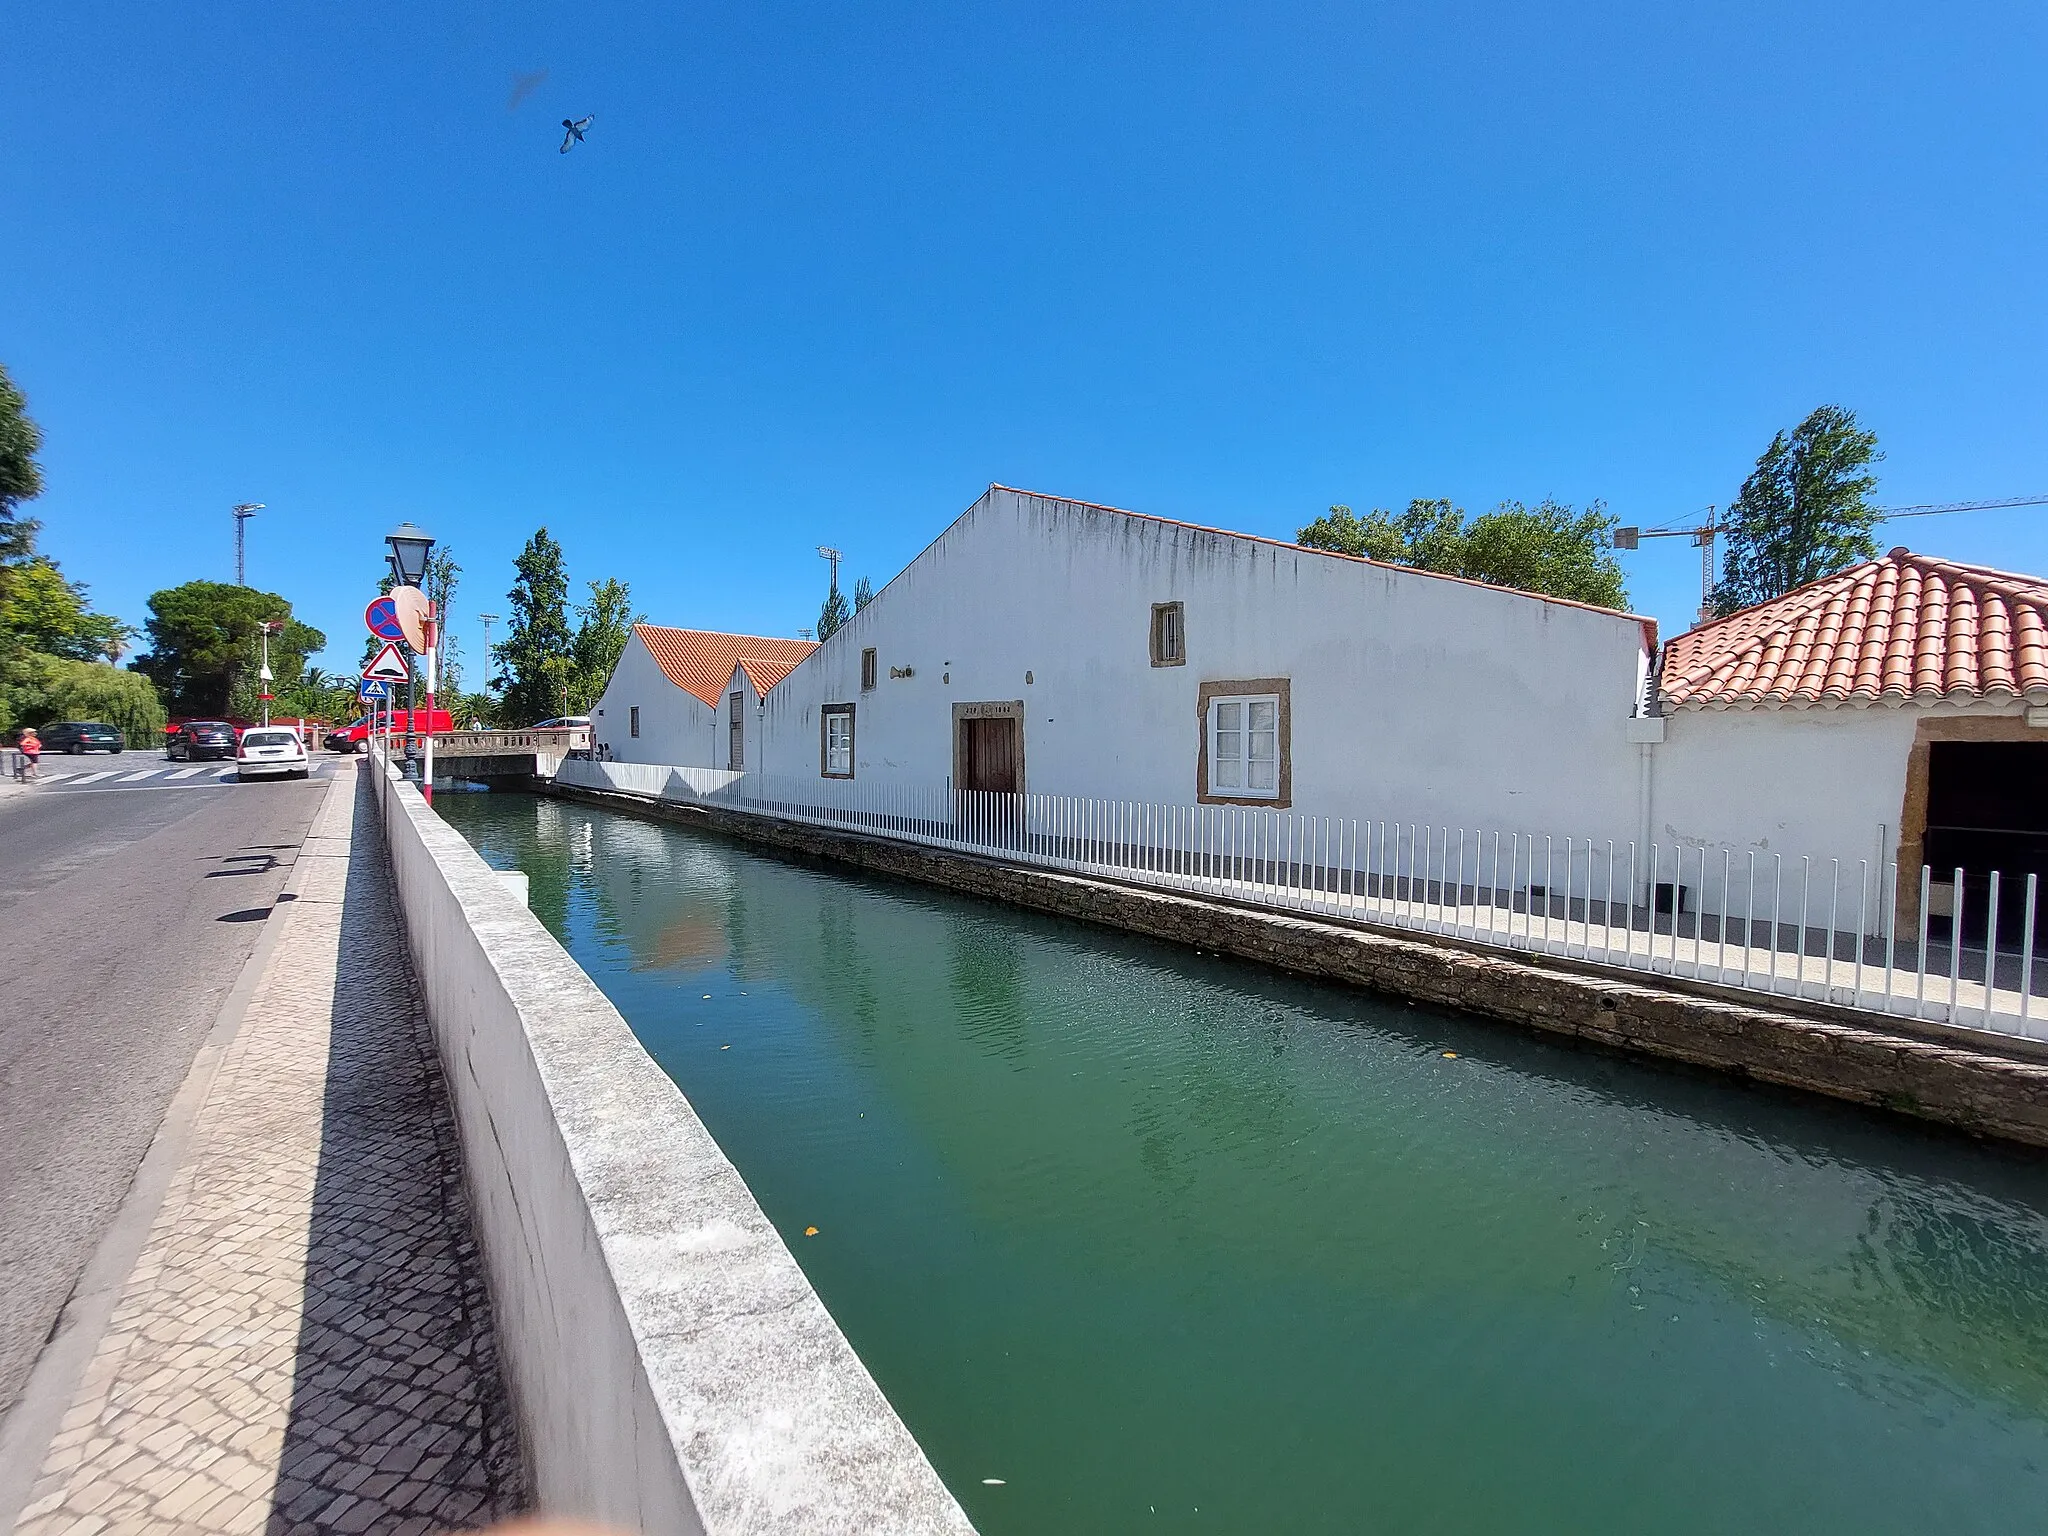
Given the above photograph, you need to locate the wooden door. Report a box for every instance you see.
[961,716,1019,794]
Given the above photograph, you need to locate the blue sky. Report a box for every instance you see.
[4,1,2045,681]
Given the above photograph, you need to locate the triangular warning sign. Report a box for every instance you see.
[363,641,411,682]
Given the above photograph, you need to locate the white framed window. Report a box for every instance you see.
[821,703,855,778]
[1207,693,1280,797]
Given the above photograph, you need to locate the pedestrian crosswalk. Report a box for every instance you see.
[23,759,336,793]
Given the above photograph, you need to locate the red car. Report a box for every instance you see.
[323,710,454,754]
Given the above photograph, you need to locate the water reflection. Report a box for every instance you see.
[444,792,2048,1536]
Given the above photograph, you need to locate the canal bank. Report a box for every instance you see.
[442,786,2048,1536]
[545,779,2048,1149]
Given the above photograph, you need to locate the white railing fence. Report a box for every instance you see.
[550,764,2047,1043]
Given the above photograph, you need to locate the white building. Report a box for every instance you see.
[600,486,1660,848]
[595,625,816,776]
[1644,548,2048,936]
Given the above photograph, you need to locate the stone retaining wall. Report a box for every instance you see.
[372,762,976,1534]
[551,780,2048,1150]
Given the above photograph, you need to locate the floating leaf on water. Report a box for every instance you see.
[804,1226,819,1236]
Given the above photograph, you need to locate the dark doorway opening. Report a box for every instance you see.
[959,716,1020,795]
[1922,740,2048,944]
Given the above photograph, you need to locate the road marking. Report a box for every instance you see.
[167,766,206,780]
[68,772,117,785]
[115,769,161,783]
[215,767,241,778]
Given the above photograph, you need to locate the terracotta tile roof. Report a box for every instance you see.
[736,655,807,696]
[1659,549,2048,711]
[633,625,817,707]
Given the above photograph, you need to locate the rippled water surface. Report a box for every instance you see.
[440,791,2048,1535]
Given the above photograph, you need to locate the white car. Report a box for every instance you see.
[237,726,311,781]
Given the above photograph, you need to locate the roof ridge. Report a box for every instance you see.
[983,484,1654,629]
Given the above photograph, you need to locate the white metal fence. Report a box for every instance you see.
[550,763,2048,1043]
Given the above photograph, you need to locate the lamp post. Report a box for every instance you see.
[386,522,436,794]
[257,620,282,726]
[478,614,499,722]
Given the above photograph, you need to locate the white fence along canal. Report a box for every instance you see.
[551,762,2048,1043]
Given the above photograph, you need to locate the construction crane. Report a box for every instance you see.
[1614,494,2048,623]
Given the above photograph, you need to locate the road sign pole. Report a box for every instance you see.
[422,606,437,805]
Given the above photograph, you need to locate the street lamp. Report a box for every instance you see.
[384,523,437,790]
[257,620,282,727]
[385,522,435,588]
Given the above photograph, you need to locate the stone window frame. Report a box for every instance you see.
[1150,602,1186,667]
[1196,678,1291,808]
[820,702,856,779]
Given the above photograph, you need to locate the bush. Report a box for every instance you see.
[13,657,165,749]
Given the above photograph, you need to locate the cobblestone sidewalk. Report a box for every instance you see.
[15,765,525,1535]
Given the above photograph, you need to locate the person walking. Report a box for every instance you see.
[16,725,42,782]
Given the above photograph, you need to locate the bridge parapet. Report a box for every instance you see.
[434,727,590,756]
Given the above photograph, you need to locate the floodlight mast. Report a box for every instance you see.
[233,504,265,586]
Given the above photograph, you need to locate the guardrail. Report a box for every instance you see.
[557,763,2048,1043]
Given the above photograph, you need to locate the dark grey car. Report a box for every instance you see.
[167,721,239,762]
[40,721,124,754]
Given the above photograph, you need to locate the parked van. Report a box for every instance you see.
[322,709,455,753]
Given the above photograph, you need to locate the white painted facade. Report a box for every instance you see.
[727,487,1657,843]
[1650,707,1919,875]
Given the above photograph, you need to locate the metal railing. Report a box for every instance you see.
[553,764,2048,1042]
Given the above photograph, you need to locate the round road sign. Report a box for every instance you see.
[365,595,406,641]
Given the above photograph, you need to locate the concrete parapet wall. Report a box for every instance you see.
[552,779,2048,1150]
[368,762,976,1534]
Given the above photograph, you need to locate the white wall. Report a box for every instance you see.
[371,759,974,1535]
[751,488,1653,843]
[1653,707,1917,873]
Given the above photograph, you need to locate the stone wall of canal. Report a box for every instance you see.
[371,762,975,1535]
[547,780,2048,1150]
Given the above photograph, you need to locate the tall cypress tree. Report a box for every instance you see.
[499,528,574,724]
[1711,406,1882,617]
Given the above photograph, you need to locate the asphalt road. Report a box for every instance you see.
[0,752,330,1416]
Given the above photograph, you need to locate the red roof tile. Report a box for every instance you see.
[634,625,817,707]
[1660,549,2048,710]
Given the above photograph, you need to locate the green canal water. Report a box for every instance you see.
[439,790,2048,1535]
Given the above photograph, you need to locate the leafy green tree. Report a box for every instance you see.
[131,581,324,718]
[817,580,850,640]
[852,576,874,613]
[0,557,131,661]
[1298,496,1626,608]
[0,363,43,564]
[1710,405,1883,617]
[498,528,574,724]
[572,578,642,708]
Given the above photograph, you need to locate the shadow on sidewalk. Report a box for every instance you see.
[267,775,526,1534]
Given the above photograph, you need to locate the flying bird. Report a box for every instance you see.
[507,68,548,110]
[559,114,594,153]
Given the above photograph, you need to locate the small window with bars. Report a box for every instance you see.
[1150,602,1185,667]
[862,648,877,691]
